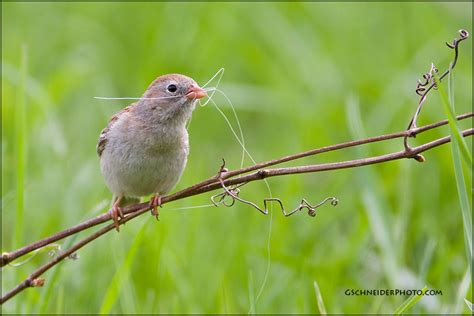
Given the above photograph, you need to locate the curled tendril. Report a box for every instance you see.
[211,182,246,207]
[404,29,469,154]
[415,64,439,96]
[211,160,338,217]
[446,29,469,49]
[297,197,339,217]
[410,29,468,121]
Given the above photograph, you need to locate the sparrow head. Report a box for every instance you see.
[138,74,206,124]
[143,74,206,104]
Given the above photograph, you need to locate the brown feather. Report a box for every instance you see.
[97,104,134,157]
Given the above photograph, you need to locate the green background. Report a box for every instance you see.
[2,2,472,314]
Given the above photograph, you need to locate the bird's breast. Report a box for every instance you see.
[142,125,189,155]
[100,123,190,197]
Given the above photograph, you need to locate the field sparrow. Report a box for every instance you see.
[97,74,207,231]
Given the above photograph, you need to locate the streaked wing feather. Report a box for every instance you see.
[97,104,134,157]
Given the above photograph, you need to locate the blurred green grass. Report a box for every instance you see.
[1,2,472,314]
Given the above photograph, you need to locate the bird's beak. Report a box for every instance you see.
[185,85,207,100]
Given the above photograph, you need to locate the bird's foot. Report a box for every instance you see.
[149,194,162,221]
[109,197,125,232]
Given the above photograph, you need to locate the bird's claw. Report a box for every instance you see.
[149,194,162,221]
[109,205,124,232]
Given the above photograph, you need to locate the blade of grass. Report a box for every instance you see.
[448,68,472,313]
[451,137,472,261]
[14,45,28,249]
[99,219,149,314]
[454,267,471,313]
[434,71,472,167]
[438,68,473,313]
[313,280,327,315]
[464,299,473,312]
[393,286,427,315]
[435,70,472,262]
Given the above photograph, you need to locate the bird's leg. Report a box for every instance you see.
[149,194,162,221]
[109,196,124,232]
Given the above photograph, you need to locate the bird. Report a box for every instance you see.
[97,74,207,231]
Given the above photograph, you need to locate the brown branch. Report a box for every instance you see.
[1,112,472,271]
[1,117,472,304]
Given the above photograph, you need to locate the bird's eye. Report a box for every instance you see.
[167,84,178,93]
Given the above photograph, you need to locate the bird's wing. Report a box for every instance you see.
[97,104,134,157]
